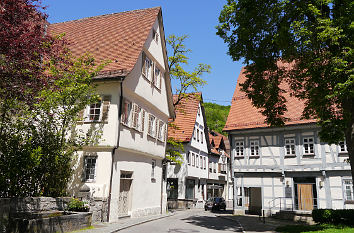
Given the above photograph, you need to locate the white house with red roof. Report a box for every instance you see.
[225,66,352,216]
[49,7,175,222]
[166,93,211,209]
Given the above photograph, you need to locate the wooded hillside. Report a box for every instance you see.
[203,102,230,136]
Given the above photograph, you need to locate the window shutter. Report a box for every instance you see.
[218,163,221,173]
[154,118,158,138]
[163,123,167,142]
[78,109,85,121]
[152,62,155,83]
[101,95,111,122]
[142,52,146,76]
[141,110,145,132]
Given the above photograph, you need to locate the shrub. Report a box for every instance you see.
[312,209,354,225]
[67,198,89,212]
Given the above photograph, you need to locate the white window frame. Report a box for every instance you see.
[151,159,156,178]
[196,155,199,168]
[121,99,132,126]
[87,99,103,122]
[303,136,314,155]
[142,54,152,80]
[338,141,348,154]
[131,103,141,131]
[147,114,156,137]
[343,179,353,202]
[209,162,212,173]
[192,153,195,166]
[157,120,165,142]
[285,137,296,156]
[235,140,244,157]
[84,156,97,182]
[152,29,159,43]
[154,65,161,90]
[200,155,203,169]
[250,140,260,156]
[187,152,190,165]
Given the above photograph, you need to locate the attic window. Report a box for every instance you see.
[152,29,159,43]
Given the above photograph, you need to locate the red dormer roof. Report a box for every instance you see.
[168,93,202,142]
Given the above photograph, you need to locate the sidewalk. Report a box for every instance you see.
[217,214,304,233]
[73,212,175,233]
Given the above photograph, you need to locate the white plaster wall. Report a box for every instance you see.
[190,104,208,153]
[77,81,121,147]
[109,148,163,221]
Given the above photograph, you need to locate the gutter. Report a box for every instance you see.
[107,80,124,222]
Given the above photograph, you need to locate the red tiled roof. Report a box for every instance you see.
[48,7,161,77]
[168,93,201,142]
[224,64,316,131]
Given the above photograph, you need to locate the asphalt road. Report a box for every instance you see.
[119,209,243,233]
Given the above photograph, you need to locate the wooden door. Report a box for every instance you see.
[119,179,132,215]
[297,184,313,210]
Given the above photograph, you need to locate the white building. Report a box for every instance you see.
[225,67,353,216]
[166,93,210,209]
[49,7,175,222]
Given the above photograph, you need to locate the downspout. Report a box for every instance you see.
[107,81,124,222]
[228,133,237,215]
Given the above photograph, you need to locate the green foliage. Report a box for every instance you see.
[275,224,354,233]
[67,198,89,212]
[0,51,106,197]
[312,209,354,226]
[167,34,211,107]
[217,0,354,182]
[166,34,211,164]
[203,102,230,135]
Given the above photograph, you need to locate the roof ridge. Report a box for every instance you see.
[50,6,161,25]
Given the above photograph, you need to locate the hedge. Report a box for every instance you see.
[312,209,354,225]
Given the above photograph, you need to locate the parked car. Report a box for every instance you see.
[204,197,226,211]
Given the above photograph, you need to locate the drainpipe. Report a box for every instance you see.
[107,81,124,222]
[228,133,237,215]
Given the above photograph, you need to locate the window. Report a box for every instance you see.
[187,152,190,165]
[193,127,196,140]
[131,103,141,130]
[151,159,156,178]
[152,29,159,42]
[209,162,212,172]
[142,53,152,80]
[343,179,353,201]
[88,100,102,121]
[185,179,195,200]
[122,99,132,126]
[250,140,259,156]
[154,66,161,89]
[235,141,244,157]
[197,129,200,142]
[84,156,97,181]
[285,138,296,156]
[213,162,216,173]
[147,114,156,137]
[339,141,347,153]
[198,107,200,116]
[201,131,203,144]
[203,157,206,170]
[303,137,314,155]
[157,120,165,142]
[192,153,195,166]
[200,156,203,169]
[196,155,199,168]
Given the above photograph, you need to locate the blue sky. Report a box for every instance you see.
[44,0,243,106]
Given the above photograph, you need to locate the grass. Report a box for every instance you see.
[276,224,354,233]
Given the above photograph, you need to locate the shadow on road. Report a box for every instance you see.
[181,215,243,232]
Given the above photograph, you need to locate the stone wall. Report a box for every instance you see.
[0,197,108,232]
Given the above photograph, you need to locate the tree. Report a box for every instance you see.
[0,0,106,197]
[166,34,211,164]
[217,0,354,182]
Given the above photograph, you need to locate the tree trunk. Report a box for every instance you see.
[345,117,354,194]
